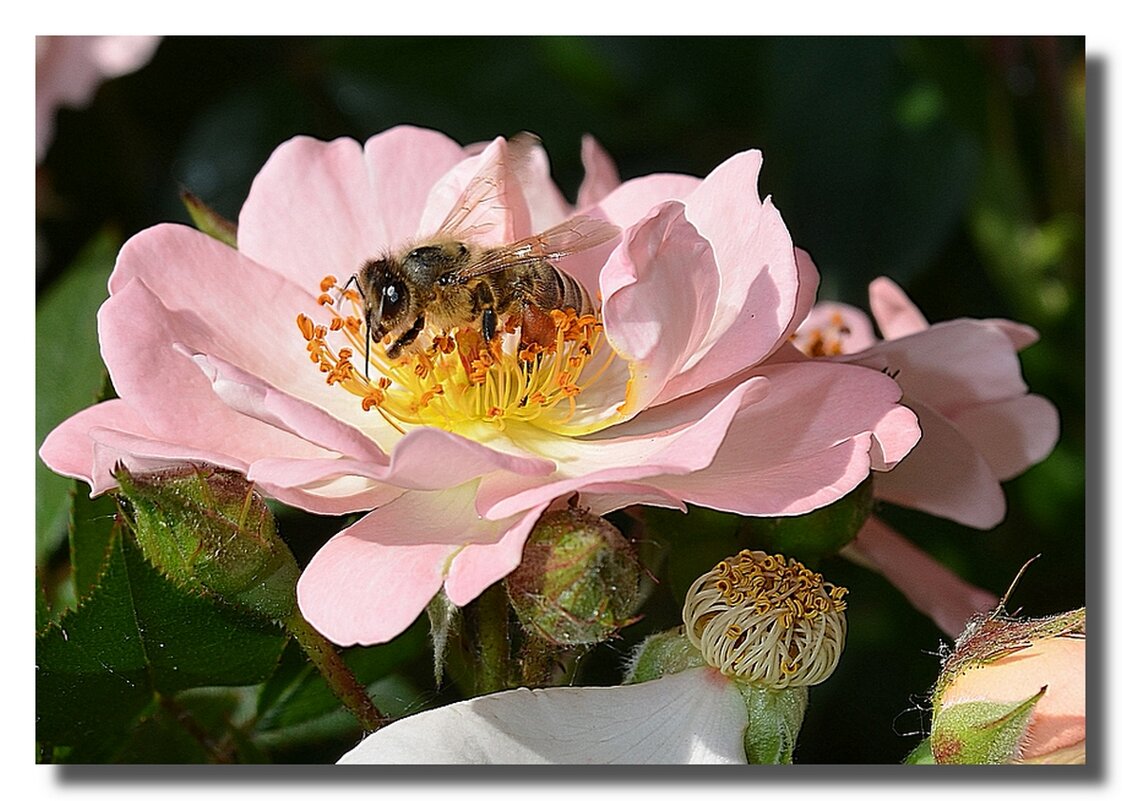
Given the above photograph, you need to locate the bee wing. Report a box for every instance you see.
[450,216,620,281]
[433,133,541,240]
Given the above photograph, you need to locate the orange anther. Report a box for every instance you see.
[297,314,315,341]
[361,390,385,411]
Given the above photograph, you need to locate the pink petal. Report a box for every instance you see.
[416,137,531,245]
[787,248,823,341]
[873,397,1008,529]
[514,135,573,231]
[362,127,472,245]
[947,394,1060,482]
[842,319,1035,420]
[297,531,455,646]
[575,134,622,210]
[40,399,185,495]
[579,484,687,516]
[297,482,543,645]
[476,375,769,520]
[247,425,553,493]
[99,277,328,466]
[985,318,1040,351]
[593,173,702,231]
[237,129,465,289]
[938,636,1085,761]
[107,224,405,443]
[600,201,720,412]
[678,151,802,373]
[187,350,389,464]
[843,517,998,637]
[262,480,404,517]
[868,276,929,339]
[650,361,920,516]
[443,504,549,606]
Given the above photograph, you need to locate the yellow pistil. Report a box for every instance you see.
[790,311,852,358]
[296,275,619,436]
[682,549,848,689]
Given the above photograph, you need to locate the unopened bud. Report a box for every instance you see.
[505,509,641,646]
[114,464,298,620]
[930,606,1085,764]
[682,549,848,689]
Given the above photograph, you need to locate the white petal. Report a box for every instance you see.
[338,667,747,764]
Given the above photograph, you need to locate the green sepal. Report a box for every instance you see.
[737,683,809,764]
[623,627,706,684]
[114,464,298,620]
[904,738,936,764]
[181,189,238,248]
[930,687,1045,764]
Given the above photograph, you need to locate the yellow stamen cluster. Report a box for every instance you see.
[682,549,848,689]
[296,275,615,435]
[791,311,852,358]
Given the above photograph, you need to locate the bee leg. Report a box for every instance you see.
[386,314,425,359]
[364,309,385,379]
[481,308,498,342]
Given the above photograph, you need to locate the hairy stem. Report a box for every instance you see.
[284,609,385,733]
[472,584,512,695]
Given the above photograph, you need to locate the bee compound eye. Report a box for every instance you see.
[379,281,405,318]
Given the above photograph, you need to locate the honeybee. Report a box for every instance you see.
[345,137,620,366]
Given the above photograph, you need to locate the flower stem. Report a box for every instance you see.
[284,608,385,733]
[471,584,511,695]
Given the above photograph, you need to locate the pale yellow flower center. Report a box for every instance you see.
[296,276,618,435]
[790,311,852,358]
[682,549,848,688]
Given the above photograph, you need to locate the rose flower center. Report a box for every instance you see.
[297,275,617,435]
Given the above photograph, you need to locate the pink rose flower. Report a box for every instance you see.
[36,36,161,161]
[793,276,1059,528]
[40,128,919,645]
[793,277,1059,636]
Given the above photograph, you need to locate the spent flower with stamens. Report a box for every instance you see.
[683,549,847,688]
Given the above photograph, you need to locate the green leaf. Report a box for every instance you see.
[111,688,263,763]
[36,528,287,757]
[36,231,117,564]
[69,484,119,600]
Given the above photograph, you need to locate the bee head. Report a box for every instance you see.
[359,258,411,339]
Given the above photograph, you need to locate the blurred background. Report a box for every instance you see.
[35,36,1086,764]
